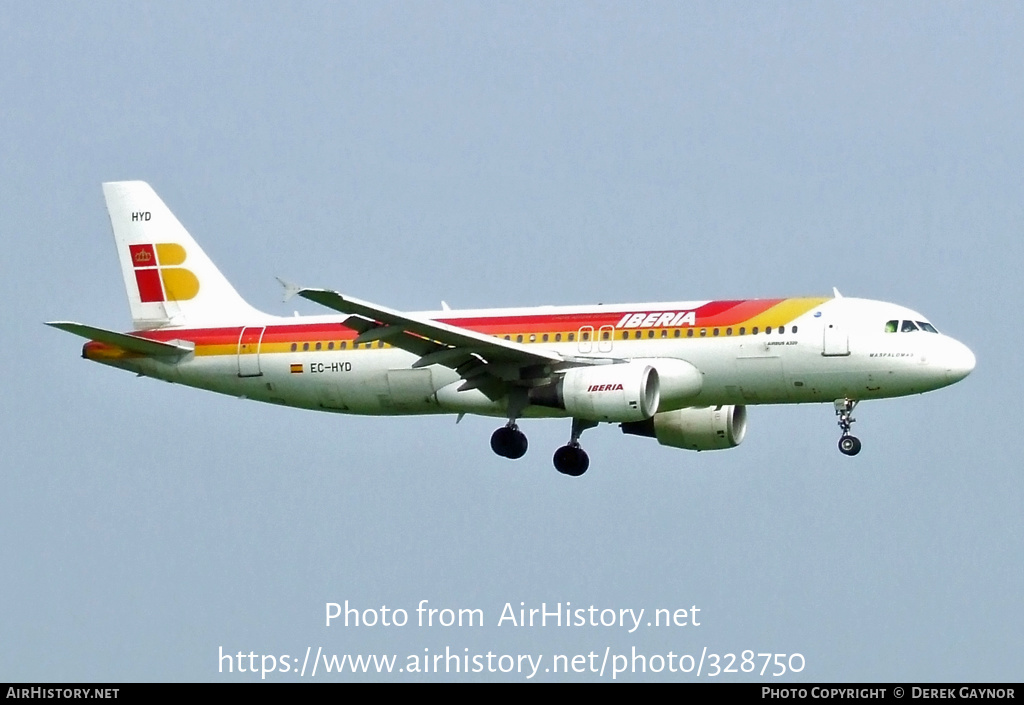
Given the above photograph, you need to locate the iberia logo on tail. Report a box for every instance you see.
[129,243,200,302]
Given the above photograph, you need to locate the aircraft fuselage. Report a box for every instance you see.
[83,295,974,417]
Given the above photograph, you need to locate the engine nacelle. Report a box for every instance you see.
[531,362,660,423]
[621,405,747,451]
[629,357,703,411]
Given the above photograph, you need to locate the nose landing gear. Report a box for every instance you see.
[834,398,861,456]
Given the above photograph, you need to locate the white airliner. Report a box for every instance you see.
[49,182,975,476]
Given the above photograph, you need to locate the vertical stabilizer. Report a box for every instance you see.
[103,181,263,329]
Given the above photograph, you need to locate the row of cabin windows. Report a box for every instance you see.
[287,325,800,351]
[619,325,797,339]
[502,325,798,343]
[289,340,386,352]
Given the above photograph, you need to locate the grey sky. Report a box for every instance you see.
[2,2,1021,681]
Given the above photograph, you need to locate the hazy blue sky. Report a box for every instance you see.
[2,2,1021,682]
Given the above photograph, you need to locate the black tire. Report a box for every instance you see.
[491,426,528,459]
[838,435,862,456]
[490,427,511,457]
[507,429,528,459]
[553,445,589,476]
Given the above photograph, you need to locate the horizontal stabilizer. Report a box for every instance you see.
[46,321,194,357]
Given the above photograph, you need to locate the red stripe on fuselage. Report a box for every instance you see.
[120,298,794,346]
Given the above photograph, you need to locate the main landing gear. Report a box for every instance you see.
[552,419,597,477]
[834,398,862,456]
[491,391,529,460]
[490,423,528,459]
[489,418,597,477]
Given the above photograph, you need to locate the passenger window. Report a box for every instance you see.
[316,342,322,350]
[341,341,347,349]
[687,329,694,338]
[726,328,732,336]
[290,343,297,352]
[713,328,720,336]
[739,327,746,335]
[792,326,798,333]
[752,327,759,335]
[302,343,309,351]
[602,331,610,341]
[555,333,562,342]
[673,329,680,338]
[517,334,524,342]
[568,333,575,342]
[700,329,707,337]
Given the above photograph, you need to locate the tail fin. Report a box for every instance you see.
[103,181,263,329]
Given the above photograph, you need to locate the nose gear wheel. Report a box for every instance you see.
[834,399,861,456]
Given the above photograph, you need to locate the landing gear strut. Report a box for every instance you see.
[553,419,597,476]
[834,398,862,456]
[491,389,529,460]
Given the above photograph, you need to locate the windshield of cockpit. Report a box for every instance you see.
[884,320,939,333]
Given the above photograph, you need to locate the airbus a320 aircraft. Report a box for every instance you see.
[49,182,975,476]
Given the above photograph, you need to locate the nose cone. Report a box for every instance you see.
[944,339,976,384]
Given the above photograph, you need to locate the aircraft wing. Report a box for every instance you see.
[45,321,195,357]
[295,288,568,393]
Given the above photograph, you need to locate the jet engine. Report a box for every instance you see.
[529,362,659,423]
[621,405,747,451]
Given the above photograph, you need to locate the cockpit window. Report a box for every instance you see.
[886,319,939,333]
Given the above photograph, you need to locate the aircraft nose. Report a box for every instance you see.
[944,339,976,384]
